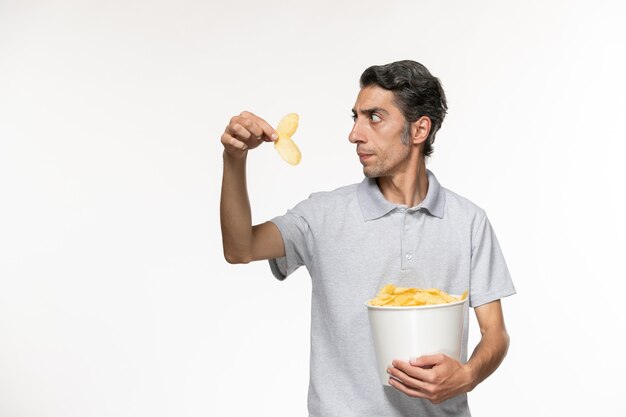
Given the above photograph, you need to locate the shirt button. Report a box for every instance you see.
[405,253,412,260]
[405,225,410,231]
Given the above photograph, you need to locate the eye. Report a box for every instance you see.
[370,114,381,123]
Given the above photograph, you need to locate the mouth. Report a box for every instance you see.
[357,152,374,162]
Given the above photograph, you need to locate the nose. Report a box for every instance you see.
[348,120,366,144]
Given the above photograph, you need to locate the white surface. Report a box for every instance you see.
[367,300,466,386]
[1,1,625,416]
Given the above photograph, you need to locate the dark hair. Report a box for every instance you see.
[360,60,448,157]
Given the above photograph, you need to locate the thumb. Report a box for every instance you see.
[409,353,444,368]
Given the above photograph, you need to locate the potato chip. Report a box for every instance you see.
[274,113,301,165]
[367,284,468,307]
[368,298,387,306]
[276,112,299,137]
[392,294,412,306]
[411,293,429,305]
[380,284,395,295]
[393,286,412,295]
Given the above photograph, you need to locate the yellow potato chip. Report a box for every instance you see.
[274,113,301,165]
[369,298,386,306]
[367,284,468,307]
[423,294,445,305]
[392,294,412,305]
[439,292,456,303]
[276,113,299,138]
[274,137,301,165]
[393,287,412,295]
[380,284,395,295]
[412,292,430,305]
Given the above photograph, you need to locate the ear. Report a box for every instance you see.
[411,116,431,146]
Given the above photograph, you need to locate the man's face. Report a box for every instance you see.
[349,86,411,178]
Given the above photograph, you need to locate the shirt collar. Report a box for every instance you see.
[357,169,446,221]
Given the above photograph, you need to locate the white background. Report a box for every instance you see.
[1,0,625,416]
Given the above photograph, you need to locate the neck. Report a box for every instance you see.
[376,156,429,207]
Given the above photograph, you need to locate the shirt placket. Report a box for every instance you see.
[400,209,420,271]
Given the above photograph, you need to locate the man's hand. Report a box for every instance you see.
[387,300,510,404]
[387,354,476,404]
[221,111,278,158]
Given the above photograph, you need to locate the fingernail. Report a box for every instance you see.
[271,133,278,141]
[386,367,392,374]
[409,357,417,363]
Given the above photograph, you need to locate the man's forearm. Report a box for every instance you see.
[465,326,510,389]
[220,151,253,263]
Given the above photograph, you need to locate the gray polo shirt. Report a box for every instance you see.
[269,169,515,417]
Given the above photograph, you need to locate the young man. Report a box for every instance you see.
[220,60,516,417]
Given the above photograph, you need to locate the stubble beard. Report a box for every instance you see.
[363,123,412,178]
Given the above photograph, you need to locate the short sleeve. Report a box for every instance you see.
[469,212,516,307]
[268,198,316,281]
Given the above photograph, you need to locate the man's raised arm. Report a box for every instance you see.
[220,111,286,264]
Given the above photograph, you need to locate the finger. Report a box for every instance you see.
[230,115,264,140]
[409,353,446,368]
[227,122,253,141]
[392,360,437,383]
[388,377,431,400]
[221,132,248,151]
[388,363,434,389]
[240,111,278,142]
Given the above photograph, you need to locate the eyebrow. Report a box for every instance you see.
[351,107,389,116]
